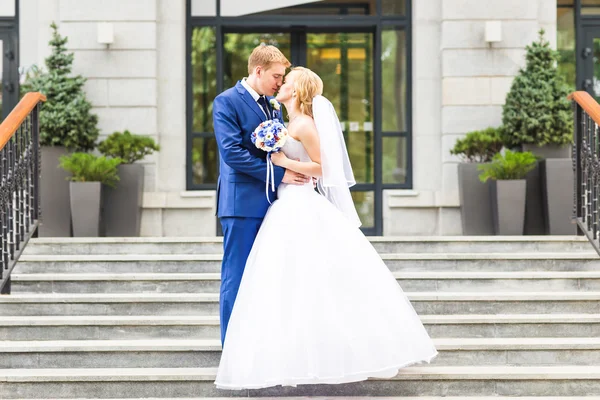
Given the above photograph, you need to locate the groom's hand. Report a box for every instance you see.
[282,170,311,185]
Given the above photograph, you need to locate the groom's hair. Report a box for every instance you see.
[248,44,291,75]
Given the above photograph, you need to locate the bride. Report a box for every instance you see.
[214,66,437,390]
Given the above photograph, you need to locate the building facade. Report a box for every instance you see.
[0,0,590,236]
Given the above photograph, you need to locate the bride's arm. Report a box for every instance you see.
[271,118,322,178]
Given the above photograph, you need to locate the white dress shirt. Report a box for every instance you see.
[241,78,268,118]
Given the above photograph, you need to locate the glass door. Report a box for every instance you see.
[305,31,376,231]
[581,26,600,101]
[212,29,379,232]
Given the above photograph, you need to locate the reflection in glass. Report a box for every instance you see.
[221,0,376,16]
[582,0,600,13]
[383,136,407,184]
[351,191,374,228]
[557,7,575,91]
[191,27,217,133]
[382,29,407,132]
[382,0,406,15]
[593,38,600,102]
[223,33,291,90]
[307,32,374,184]
[192,137,219,185]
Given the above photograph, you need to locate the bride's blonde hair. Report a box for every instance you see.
[291,67,323,118]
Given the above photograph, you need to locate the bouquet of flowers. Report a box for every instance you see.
[251,120,289,203]
[251,119,288,152]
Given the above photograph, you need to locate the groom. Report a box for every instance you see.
[213,44,310,344]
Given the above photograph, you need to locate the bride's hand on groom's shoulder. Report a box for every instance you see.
[271,151,289,167]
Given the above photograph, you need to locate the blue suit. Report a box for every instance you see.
[213,81,285,344]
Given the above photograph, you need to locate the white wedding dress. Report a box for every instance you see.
[214,135,438,390]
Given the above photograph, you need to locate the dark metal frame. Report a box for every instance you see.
[0,0,20,121]
[186,0,412,235]
[571,93,600,252]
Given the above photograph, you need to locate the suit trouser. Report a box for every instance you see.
[219,216,263,345]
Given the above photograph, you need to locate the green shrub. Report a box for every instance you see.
[25,23,99,151]
[478,150,537,182]
[501,30,573,147]
[59,153,122,188]
[98,130,160,164]
[450,127,504,163]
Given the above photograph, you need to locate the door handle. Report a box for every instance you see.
[583,47,593,59]
[3,50,13,61]
[584,78,593,90]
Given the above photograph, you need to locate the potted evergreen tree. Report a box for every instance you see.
[450,127,503,235]
[501,30,574,235]
[59,153,122,237]
[98,130,160,236]
[479,150,537,235]
[25,23,99,237]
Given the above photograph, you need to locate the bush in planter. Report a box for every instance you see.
[450,127,504,163]
[451,127,504,235]
[26,23,99,151]
[97,130,160,237]
[59,153,122,237]
[478,150,537,182]
[59,153,122,188]
[98,130,160,164]
[478,150,537,235]
[24,22,100,236]
[501,30,572,153]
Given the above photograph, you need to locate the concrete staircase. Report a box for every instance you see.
[1,236,599,398]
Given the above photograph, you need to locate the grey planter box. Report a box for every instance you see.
[457,163,494,235]
[70,182,103,237]
[103,164,144,237]
[39,146,71,237]
[490,180,527,235]
[540,159,577,235]
[523,143,572,159]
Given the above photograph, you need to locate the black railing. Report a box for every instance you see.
[0,92,45,294]
[570,91,600,254]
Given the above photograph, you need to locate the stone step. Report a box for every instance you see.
[1,366,599,397]
[8,398,597,400]
[1,314,599,340]
[12,271,600,293]
[2,338,600,368]
[23,236,592,255]
[14,253,600,274]
[0,292,599,316]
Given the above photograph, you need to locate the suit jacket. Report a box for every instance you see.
[213,80,286,218]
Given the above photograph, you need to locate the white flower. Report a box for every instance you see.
[269,99,281,111]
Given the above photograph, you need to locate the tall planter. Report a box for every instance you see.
[70,182,103,237]
[522,144,571,159]
[540,159,576,235]
[39,146,71,237]
[524,162,546,235]
[103,164,144,237]
[490,180,527,235]
[524,145,575,235]
[458,163,494,235]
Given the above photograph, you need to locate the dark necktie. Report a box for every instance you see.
[257,95,272,119]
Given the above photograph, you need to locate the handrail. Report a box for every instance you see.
[0,92,45,294]
[568,91,600,127]
[0,92,46,150]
